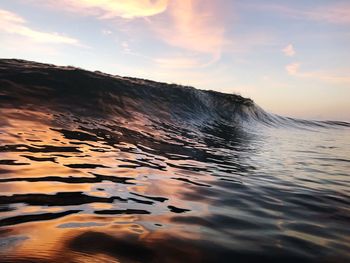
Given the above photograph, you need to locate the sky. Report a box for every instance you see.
[0,0,349,121]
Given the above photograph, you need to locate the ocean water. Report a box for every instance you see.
[0,59,349,263]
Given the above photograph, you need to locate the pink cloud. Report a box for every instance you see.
[286,62,300,75]
[306,3,350,24]
[30,0,225,66]
[149,0,225,59]
[282,44,296,57]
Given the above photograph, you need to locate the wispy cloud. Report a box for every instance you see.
[121,41,131,53]
[33,0,225,67]
[249,2,350,25]
[0,9,79,45]
[282,44,295,57]
[286,62,300,75]
[41,0,169,19]
[225,32,276,54]
[285,62,350,84]
[150,0,225,61]
[305,3,350,24]
[297,71,350,84]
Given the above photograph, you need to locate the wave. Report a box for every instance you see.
[1,59,350,262]
[0,58,349,130]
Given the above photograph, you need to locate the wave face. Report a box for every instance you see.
[0,59,350,262]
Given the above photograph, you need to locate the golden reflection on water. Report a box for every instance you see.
[0,109,214,262]
[1,107,350,262]
[0,211,205,262]
[0,181,92,195]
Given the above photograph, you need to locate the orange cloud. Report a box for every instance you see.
[0,9,79,45]
[42,0,169,19]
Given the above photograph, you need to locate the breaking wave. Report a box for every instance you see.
[1,59,350,263]
[1,59,348,129]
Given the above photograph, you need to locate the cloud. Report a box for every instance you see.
[150,0,225,59]
[121,41,131,53]
[297,71,350,84]
[40,0,169,19]
[306,3,350,24]
[101,29,112,35]
[0,9,79,45]
[250,3,350,25]
[282,44,295,57]
[286,62,300,75]
[285,62,350,84]
[225,32,276,53]
[32,0,225,66]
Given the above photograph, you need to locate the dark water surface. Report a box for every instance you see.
[0,59,350,262]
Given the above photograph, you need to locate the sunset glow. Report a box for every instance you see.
[0,1,349,120]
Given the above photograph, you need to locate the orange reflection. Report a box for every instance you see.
[0,106,214,263]
[0,211,206,262]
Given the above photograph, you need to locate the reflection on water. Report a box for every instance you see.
[1,59,350,262]
[1,108,350,263]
